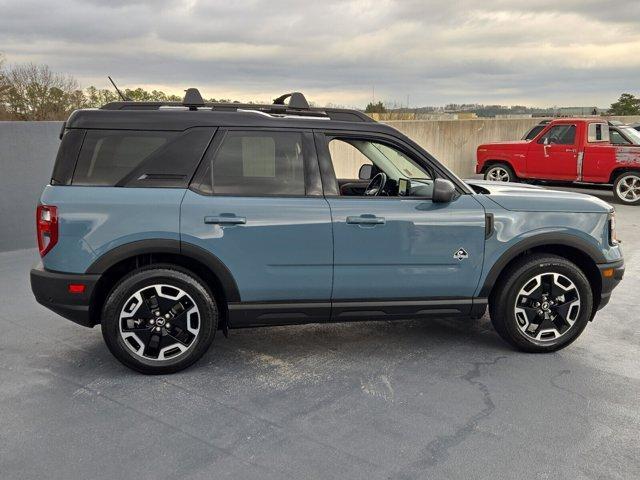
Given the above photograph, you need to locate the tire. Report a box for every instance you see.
[612,172,640,205]
[484,163,517,183]
[101,265,218,374]
[489,254,593,353]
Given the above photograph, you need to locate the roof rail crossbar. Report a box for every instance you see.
[273,92,309,110]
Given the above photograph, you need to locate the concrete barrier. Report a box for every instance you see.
[0,122,62,252]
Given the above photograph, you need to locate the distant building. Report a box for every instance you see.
[495,113,533,119]
[555,107,605,116]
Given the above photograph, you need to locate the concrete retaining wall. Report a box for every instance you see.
[0,122,63,252]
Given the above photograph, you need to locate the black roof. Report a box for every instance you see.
[65,108,398,134]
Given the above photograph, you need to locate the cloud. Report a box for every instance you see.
[0,0,638,107]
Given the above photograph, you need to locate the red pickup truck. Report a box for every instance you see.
[476,118,640,205]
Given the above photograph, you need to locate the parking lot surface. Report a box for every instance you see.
[1,184,638,480]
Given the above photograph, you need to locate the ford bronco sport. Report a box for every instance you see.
[31,90,625,374]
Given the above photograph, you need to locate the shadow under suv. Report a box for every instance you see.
[31,90,624,374]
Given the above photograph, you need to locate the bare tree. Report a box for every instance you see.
[1,63,83,120]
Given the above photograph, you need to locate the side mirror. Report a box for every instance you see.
[358,164,373,180]
[432,178,456,203]
[543,137,550,145]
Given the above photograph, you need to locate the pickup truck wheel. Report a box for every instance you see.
[484,164,516,183]
[101,266,217,374]
[489,254,593,352]
[613,173,640,205]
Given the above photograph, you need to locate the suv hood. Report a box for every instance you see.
[464,180,613,213]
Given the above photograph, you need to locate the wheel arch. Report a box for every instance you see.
[609,167,640,184]
[481,160,516,176]
[86,239,240,326]
[480,234,605,312]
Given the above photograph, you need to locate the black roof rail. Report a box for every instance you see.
[100,89,375,122]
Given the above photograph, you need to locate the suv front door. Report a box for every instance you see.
[181,128,333,327]
[316,132,487,320]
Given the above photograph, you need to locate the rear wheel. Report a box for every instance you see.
[101,266,217,374]
[613,172,640,205]
[484,164,516,183]
[489,254,593,352]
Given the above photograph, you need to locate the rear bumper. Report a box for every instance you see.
[30,262,100,327]
[597,259,625,311]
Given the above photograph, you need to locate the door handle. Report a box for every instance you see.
[565,148,577,153]
[204,215,246,225]
[346,215,385,225]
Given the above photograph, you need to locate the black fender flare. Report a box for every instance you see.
[478,232,607,297]
[86,239,241,302]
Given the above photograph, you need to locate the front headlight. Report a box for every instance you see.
[608,211,619,246]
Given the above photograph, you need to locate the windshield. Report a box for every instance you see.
[620,127,640,145]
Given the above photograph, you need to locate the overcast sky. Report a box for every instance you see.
[1,0,639,108]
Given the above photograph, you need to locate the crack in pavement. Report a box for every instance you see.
[391,355,507,478]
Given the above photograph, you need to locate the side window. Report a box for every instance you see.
[523,125,544,141]
[196,131,306,196]
[329,140,372,179]
[610,130,630,145]
[588,123,610,142]
[326,137,433,197]
[73,131,176,186]
[538,125,576,145]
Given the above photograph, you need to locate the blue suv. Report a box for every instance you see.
[30,90,625,374]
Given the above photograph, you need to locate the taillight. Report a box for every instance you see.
[36,205,58,257]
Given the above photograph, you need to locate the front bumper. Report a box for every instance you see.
[30,262,100,327]
[597,259,625,311]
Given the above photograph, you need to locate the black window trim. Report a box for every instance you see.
[314,129,466,201]
[189,127,323,198]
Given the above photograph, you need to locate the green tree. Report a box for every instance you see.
[1,63,82,120]
[364,101,386,114]
[609,93,640,116]
[84,86,119,107]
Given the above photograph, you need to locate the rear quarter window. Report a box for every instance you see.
[587,123,610,143]
[71,128,214,187]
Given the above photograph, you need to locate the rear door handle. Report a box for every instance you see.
[204,215,246,225]
[565,148,577,153]
[346,215,385,225]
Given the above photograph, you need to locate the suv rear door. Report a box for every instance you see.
[315,131,486,320]
[181,128,333,327]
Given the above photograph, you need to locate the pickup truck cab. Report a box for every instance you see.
[477,118,640,205]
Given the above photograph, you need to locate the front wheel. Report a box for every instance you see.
[489,254,593,352]
[613,172,640,205]
[484,164,517,183]
[101,266,218,374]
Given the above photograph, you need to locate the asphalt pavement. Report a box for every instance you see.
[1,183,638,480]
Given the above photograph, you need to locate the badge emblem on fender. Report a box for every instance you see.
[453,248,469,261]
